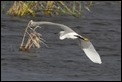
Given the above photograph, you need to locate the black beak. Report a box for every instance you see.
[75,35,89,41]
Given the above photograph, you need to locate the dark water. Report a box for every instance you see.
[1,1,121,81]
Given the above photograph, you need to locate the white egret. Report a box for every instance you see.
[28,20,102,64]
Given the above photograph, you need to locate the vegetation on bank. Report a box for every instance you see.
[1,1,93,17]
[1,1,121,17]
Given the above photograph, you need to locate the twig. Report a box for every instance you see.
[19,20,31,49]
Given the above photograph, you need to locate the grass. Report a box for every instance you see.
[6,1,94,17]
[7,1,36,16]
[1,1,121,17]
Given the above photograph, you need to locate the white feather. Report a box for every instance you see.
[59,32,78,40]
[81,40,102,64]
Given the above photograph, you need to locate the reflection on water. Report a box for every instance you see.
[1,1,121,81]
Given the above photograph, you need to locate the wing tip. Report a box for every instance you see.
[94,60,102,64]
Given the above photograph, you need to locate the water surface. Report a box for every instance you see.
[1,1,121,81]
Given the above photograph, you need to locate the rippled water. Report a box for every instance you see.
[1,1,121,81]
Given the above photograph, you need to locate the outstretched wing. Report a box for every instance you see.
[80,39,102,64]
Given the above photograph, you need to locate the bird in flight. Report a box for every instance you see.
[28,20,102,64]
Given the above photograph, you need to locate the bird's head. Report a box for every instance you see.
[28,20,37,28]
